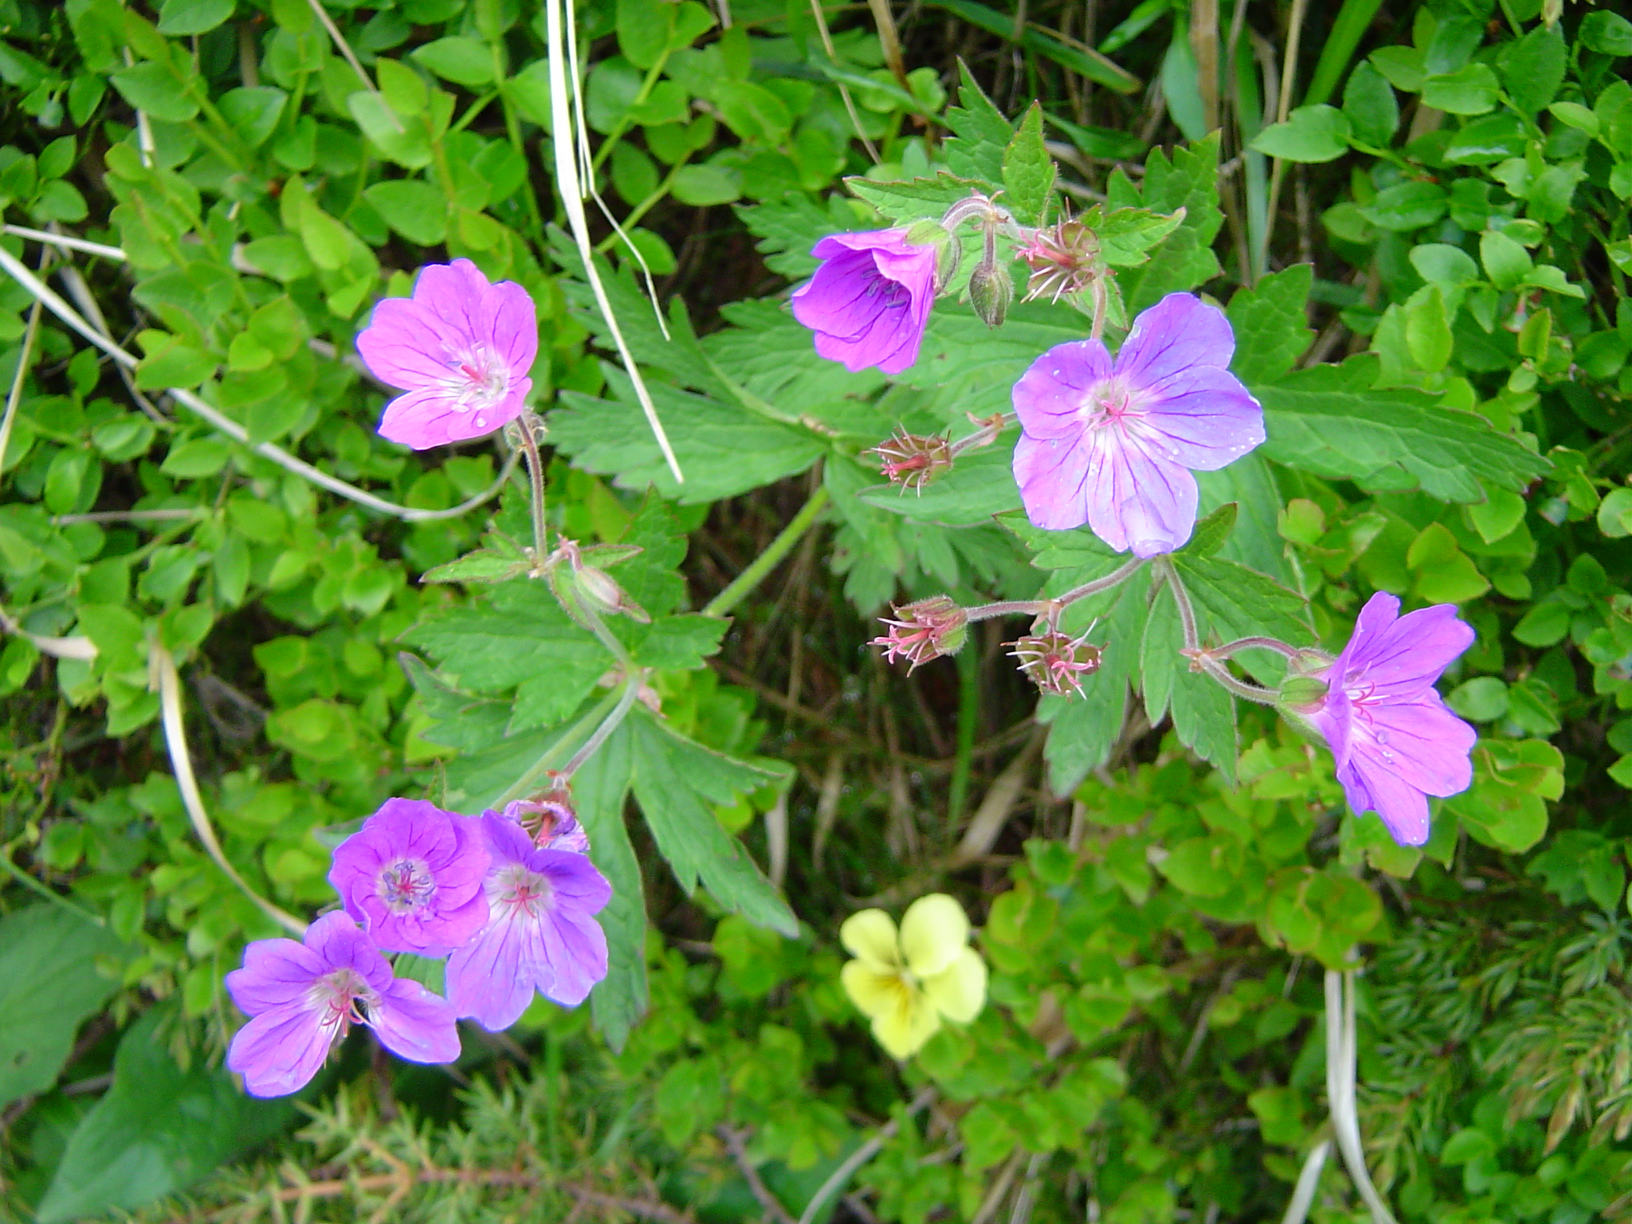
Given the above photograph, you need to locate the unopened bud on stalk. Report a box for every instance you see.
[548,538,651,625]
[1009,628,1102,698]
[968,258,1014,328]
[869,427,954,492]
[871,596,967,672]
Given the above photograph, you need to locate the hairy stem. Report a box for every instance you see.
[965,556,1145,624]
[560,673,643,780]
[516,415,551,566]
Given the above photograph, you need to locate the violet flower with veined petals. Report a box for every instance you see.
[1012,293,1265,556]
[225,911,460,1098]
[328,798,490,956]
[445,812,611,1031]
[1296,591,1478,847]
[357,259,537,449]
[791,230,937,375]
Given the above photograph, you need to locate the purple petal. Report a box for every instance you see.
[304,911,394,994]
[415,260,488,340]
[225,937,325,1015]
[1011,341,1114,441]
[482,279,539,377]
[1340,596,1476,699]
[810,229,916,258]
[1013,430,1093,531]
[1115,293,1236,388]
[369,978,462,1064]
[356,296,466,389]
[1083,433,1198,556]
[792,231,936,375]
[1353,694,1477,798]
[481,810,537,867]
[445,912,536,1031]
[377,382,529,450]
[539,909,609,1007]
[1141,366,1266,471]
[539,850,613,911]
[226,1003,333,1098]
[1336,755,1432,847]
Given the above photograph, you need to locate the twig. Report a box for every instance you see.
[0,241,48,482]
[1324,969,1399,1224]
[718,1126,796,1224]
[948,727,1045,866]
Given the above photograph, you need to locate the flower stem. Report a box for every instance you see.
[702,484,830,619]
[1153,557,1199,651]
[560,672,644,780]
[1089,276,1109,342]
[964,557,1145,624]
[489,683,627,808]
[1196,657,1281,705]
[949,644,979,823]
[948,412,1012,457]
[1206,635,1303,662]
[516,414,551,567]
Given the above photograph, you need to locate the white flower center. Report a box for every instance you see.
[307,967,375,1040]
[377,858,434,914]
[1082,377,1155,436]
[491,862,553,920]
[442,346,510,423]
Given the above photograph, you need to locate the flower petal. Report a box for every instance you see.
[839,909,901,971]
[377,381,529,450]
[356,295,466,388]
[1352,693,1476,798]
[303,911,393,994]
[870,989,942,1059]
[1340,595,1476,700]
[225,937,326,1015]
[1141,365,1265,471]
[841,962,905,1021]
[899,893,969,978]
[538,908,609,1007]
[920,947,987,1023]
[482,279,538,377]
[226,1003,332,1098]
[1336,754,1432,847]
[1081,432,1198,557]
[445,912,535,1031]
[1115,293,1236,387]
[1013,429,1094,531]
[1011,340,1114,441]
[370,978,462,1064]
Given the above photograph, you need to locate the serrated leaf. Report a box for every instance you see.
[1111,135,1224,312]
[419,550,529,584]
[1090,205,1186,268]
[1002,102,1054,226]
[1255,355,1550,502]
[943,61,1012,183]
[1225,265,1314,385]
[628,714,796,936]
[1141,584,1238,783]
[845,173,989,226]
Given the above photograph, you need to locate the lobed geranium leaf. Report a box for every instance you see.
[628,713,797,936]
[1225,264,1314,386]
[1254,354,1552,502]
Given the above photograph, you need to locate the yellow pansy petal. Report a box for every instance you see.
[871,986,943,1059]
[842,961,906,1021]
[921,947,987,1023]
[899,893,970,978]
[840,909,901,971]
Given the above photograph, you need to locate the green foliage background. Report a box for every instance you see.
[0,0,1630,1220]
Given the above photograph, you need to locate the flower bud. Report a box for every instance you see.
[869,427,954,493]
[968,259,1014,328]
[548,537,651,624]
[1276,672,1329,713]
[1009,628,1102,698]
[503,779,591,852]
[871,596,967,672]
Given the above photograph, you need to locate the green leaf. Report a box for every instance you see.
[217,86,287,148]
[1091,206,1186,268]
[1447,676,1509,722]
[0,906,127,1108]
[1358,182,1446,231]
[110,62,200,123]
[403,580,610,732]
[846,173,989,227]
[1580,10,1632,56]
[942,62,1012,183]
[1225,264,1313,385]
[670,164,742,206]
[1479,228,1531,291]
[1108,135,1223,311]
[713,79,792,145]
[628,713,796,936]
[1421,64,1499,116]
[1341,61,1397,147]
[36,1006,295,1223]
[1250,105,1351,162]
[363,179,448,245]
[1141,583,1238,782]
[860,441,1021,526]
[156,0,234,35]
[1001,101,1055,226]
[1253,355,1550,503]
[1404,285,1452,373]
[573,724,648,1052]
[413,36,495,86]
[1502,22,1565,115]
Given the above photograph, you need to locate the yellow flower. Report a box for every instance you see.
[839,893,987,1059]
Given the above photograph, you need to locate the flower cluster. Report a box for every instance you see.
[226,795,610,1097]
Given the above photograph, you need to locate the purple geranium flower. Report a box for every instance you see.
[791,229,938,375]
[328,798,490,956]
[356,259,537,449]
[1011,293,1265,556]
[1299,592,1478,847]
[225,911,460,1098]
[444,812,611,1031]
